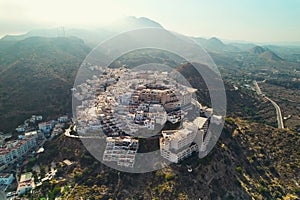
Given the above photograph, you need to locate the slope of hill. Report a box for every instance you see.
[259,51,283,61]
[33,118,299,199]
[120,16,163,29]
[0,36,90,132]
[249,46,266,54]
[249,46,283,61]
[264,45,300,63]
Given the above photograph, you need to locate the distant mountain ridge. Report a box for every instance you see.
[193,36,241,52]
[1,15,298,55]
[1,16,163,47]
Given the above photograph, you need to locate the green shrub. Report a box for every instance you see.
[165,173,175,181]
[236,166,243,173]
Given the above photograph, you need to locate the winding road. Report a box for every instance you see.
[253,81,284,129]
[265,97,284,129]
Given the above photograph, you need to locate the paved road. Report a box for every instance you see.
[253,80,262,95]
[265,97,284,129]
[254,81,284,129]
[64,125,106,139]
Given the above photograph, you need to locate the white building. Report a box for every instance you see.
[103,137,138,168]
[0,137,37,166]
[180,87,197,106]
[120,93,132,105]
[193,116,209,141]
[143,118,155,130]
[58,115,69,123]
[148,104,167,125]
[29,115,43,123]
[160,122,198,163]
[15,127,25,132]
[160,117,209,163]
[24,131,38,138]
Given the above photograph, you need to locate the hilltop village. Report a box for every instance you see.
[74,65,222,168]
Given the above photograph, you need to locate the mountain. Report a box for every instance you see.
[117,16,163,29]
[263,45,300,63]
[208,37,226,48]
[249,46,266,54]
[259,50,283,61]
[1,16,163,48]
[1,29,60,41]
[249,46,283,61]
[0,36,90,131]
[220,39,257,51]
[193,37,241,52]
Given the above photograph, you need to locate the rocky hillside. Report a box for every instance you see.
[0,36,90,132]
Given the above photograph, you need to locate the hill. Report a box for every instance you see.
[193,37,240,52]
[28,63,299,199]
[259,51,283,61]
[249,46,266,54]
[31,118,299,199]
[0,36,90,132]
[249,46,283,61]
[119,16,163,29]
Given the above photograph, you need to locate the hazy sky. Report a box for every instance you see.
[0,0,299,42]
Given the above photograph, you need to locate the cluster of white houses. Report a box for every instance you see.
[74,66,219,167]
[75,67,196,136]
[1,115,70,169]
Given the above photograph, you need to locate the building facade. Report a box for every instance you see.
[0,137,37,166]
[103,137,139,168]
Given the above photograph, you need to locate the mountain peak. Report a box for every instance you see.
[209,37,223,42]
[249,46,266,54]
[126,16,162,28]
[249,45,283,61]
